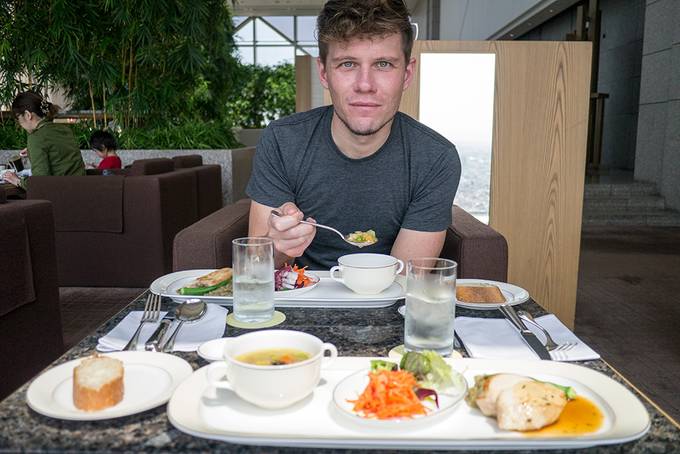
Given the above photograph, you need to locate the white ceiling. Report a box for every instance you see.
[229,0,421,17]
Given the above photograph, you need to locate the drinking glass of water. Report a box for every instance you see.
[404,258,457,355]
[232,237,275,323]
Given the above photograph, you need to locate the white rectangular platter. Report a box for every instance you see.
[150,270,404,308]
[167,357,650,450]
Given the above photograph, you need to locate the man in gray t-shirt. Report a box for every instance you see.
[246,0,461,270]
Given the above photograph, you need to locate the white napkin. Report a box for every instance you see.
[456,314,600,361]
[97,303,228,352]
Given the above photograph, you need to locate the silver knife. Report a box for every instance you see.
[145,315,174,351]
[499,304,551,360]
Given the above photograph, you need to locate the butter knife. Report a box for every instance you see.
[145,315,174,351]
[499,304,551,360]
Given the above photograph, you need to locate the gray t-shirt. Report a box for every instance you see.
[246,106,461,270]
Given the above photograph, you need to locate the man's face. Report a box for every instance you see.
[318,33,415,137]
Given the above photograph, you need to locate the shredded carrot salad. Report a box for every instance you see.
[350,370,427,419]
[291,264,314,287]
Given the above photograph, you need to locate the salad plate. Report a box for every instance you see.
[27,352,192,421]
[150,270,404,308]
[168,357,649,450]
[332,368,467,429]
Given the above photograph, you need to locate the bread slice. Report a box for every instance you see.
[187,267,233,288]
[73,354,124,411]
[457,285,506,304]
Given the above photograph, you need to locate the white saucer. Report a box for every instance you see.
[197,338,232,362]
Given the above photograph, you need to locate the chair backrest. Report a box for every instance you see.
[127,158,174,176]
[0,197,64,399]
[173,154,203,169]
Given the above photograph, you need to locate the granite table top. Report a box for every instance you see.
[0,292,678,453]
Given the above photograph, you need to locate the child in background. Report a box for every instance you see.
[89,130,122,170]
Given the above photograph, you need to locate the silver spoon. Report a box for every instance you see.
[270,210,377,248]
[161,299,208,352]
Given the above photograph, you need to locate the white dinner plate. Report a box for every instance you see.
[167,357,649,450]
[455,279,530,310]
[158,270,320,301]
[150,270,405,308]
[332,368,467,429]
[26,351,192,421]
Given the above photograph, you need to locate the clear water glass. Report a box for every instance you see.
[404,258,457,355]
[232,237,275,322]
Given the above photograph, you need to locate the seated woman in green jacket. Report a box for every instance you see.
[4,91,85,189]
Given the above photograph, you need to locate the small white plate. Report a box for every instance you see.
[456,279,530,310]
[396,280,528,314]
[26,352,192,420]
[197,338,232,362]
[332,368,467,429]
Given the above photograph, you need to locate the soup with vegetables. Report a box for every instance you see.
[236,348,311,366]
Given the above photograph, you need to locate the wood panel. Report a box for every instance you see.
[295,55,312,113]
[401,41,592,328]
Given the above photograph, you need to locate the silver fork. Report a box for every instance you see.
[124,293,161,351]
[271,210,377,248]
[516,310,577,352]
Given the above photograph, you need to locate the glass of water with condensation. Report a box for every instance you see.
[232,237,275,323]
[404,258,457,355]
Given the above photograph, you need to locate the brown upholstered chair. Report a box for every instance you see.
[24,157,223,287]
[0,187,64,400]
[173,200,508,281]
[171,155,223,218]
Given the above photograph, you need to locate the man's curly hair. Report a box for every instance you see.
[317,0,414,64]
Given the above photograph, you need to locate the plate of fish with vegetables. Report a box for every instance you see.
[333,350,468,428]
[152,265,319,302]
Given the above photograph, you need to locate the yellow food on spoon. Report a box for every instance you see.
[347,229,378,244]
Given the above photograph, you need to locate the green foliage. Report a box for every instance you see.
[226,64,296,128]
[73,119,240,150]
[0,0,239,128]
[0,121,26,150]
[1,118,239,150]
[0,1,298,147]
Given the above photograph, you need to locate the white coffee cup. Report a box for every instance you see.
[329,253,404,295]
[206,330,337,409]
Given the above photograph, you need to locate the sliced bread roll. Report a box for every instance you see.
[73,354,124,411]
[456,285,506,303]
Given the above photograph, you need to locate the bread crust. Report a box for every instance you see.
[457,285,506,303]
[73,355,124,411]
[73,374,124,411]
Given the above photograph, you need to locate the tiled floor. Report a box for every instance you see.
[59,287,145,348]
[574,226,680,423]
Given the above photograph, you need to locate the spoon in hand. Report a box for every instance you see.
[270,210,377,248]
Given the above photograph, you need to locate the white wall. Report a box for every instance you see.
[635,0,680,211]
[439,0,544,40]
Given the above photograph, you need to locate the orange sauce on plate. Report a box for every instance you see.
[524,396,604,437]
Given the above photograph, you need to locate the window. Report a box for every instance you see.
[233,16,319,66]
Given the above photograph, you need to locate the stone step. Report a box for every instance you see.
[583,195,666,212]
[584,182,658,198]
[583,211,680,227]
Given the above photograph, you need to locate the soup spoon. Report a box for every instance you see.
[270,210,377,248]
[161,299,207,352]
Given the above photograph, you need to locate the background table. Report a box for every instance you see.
[0,292,678,452]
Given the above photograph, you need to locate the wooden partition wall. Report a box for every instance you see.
[296,41,591,327]
[401,41,592,327]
